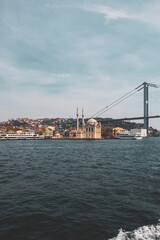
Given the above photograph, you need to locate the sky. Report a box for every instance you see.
[0,0,160,129]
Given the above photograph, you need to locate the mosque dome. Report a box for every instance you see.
[87,118,98,125]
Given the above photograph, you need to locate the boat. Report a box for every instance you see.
[115,133,143,140]
[0,131,45,140]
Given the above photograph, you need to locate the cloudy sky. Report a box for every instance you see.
[0,0,160,128]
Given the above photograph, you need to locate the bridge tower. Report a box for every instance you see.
[143,82,158,135]
[143,82,149,134]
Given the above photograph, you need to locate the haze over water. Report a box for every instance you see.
[0,138,160,240]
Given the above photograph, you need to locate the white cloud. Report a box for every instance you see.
[35,1,160,31]
[0,60,71,90]
[33,1,160,31]
[81,2,160,30]
[82,4,134,20]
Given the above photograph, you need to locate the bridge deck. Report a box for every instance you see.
[100,115,160,122]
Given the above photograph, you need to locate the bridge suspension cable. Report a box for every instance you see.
[93,83,143,117]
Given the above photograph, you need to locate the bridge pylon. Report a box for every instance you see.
[143,82,158,135]
[143,82,149,134]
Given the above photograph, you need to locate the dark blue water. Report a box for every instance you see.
[0,138,160,240]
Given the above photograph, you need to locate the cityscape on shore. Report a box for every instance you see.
[0,107,159,139]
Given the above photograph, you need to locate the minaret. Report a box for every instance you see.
[76,106,79,131]
[82,108,85,131]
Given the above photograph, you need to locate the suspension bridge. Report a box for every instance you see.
[92,82,160,135]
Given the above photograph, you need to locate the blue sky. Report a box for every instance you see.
[0,0,160,128]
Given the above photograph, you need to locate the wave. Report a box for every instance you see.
[109,221,160,240]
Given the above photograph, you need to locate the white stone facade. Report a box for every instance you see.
[69,108,101,139]
[130,128,147,137]
[84,118,101,139]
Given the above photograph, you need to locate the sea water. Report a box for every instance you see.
[0,138,160,240]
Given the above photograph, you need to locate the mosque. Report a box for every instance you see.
[69,107,101,139]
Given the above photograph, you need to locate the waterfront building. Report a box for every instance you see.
[69,108,101,139]
[84,118,101,139]
[112,127,129,137]
[45,126,55,138]
[130,128,147,137]
[53,131,62,138]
